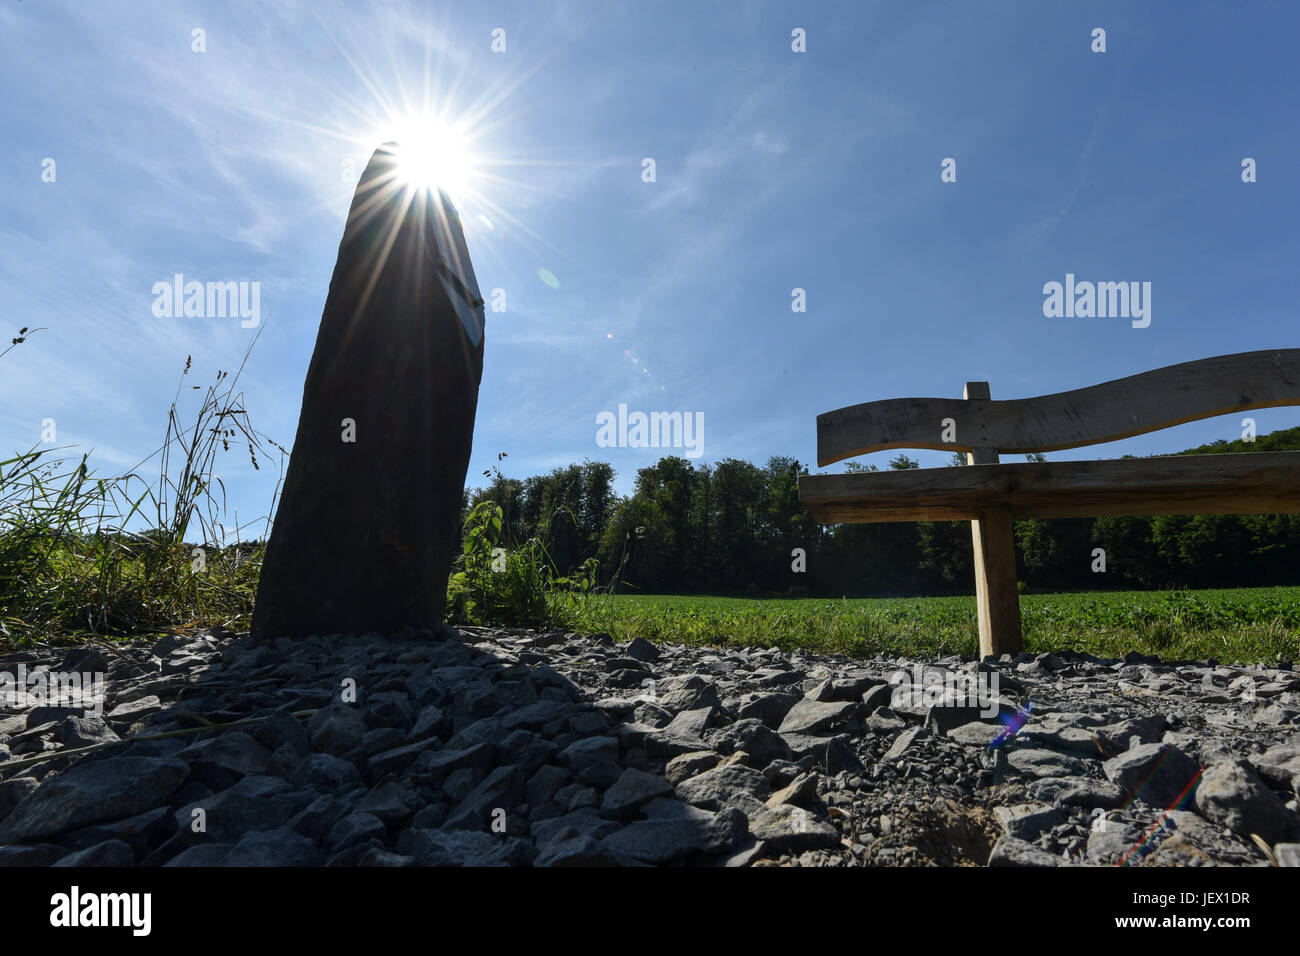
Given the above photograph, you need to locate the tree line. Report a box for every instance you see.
[463,427,1300,596]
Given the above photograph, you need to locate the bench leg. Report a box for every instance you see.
[970,506,1022,658]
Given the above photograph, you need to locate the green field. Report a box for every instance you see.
[553,587,1300,664]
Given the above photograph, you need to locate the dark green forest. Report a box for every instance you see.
[463,427,1300,597]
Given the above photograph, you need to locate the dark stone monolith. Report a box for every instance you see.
[252,143,486,640]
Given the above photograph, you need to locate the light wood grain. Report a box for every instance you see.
[816,349,1300,466]
[798,451,1300,524]
[972,506,1022,657]
[958,384,1022,655]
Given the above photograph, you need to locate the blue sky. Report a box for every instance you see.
[3,0,1298,540]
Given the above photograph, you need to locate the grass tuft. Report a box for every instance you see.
[1,332,280,649]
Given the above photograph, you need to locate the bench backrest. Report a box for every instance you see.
[816,349,1300,467]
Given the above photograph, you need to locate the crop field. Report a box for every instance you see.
[555,586,1300,664]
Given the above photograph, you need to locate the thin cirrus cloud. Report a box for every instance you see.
[2,0,1298,518]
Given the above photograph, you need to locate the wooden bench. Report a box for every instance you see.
[797,349,1300,658]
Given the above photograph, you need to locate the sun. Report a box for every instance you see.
[389,115,477,198]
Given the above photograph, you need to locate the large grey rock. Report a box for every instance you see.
[308,703,366,757]
[251,706,312,754]
[734,692,799,729]
[357,782,417,825]
[51,839,135,867]
[947,722,1004,747]
[365,691,415,730]
[642,725,711,758]
[496,730,556,778]
[1194,759,1299,844]
[674,764,770,811]
[444,767,485,803]
[344,845,416,867]
[664,707,718,740]
[866,708,907,733]
[601,805,747,863]
[559,737,619,773]
[415,741,496,780]
[664,751,721,785]
[806,675,882,703]
[558,735,620,788]
[624,638,661,662]
[163,844,234,867]
[1085,822,1146,865]
[1007,747,1087,779]
[406,705,448,742]
[177,731,271,777]
[0,844,70,866]
[59,805,173,857]
[778,699,856,736]
[526,764,570,809]
[708,718,793,768]
[860,683,893,714]
[535,831,621,866]
[290,753,362,791]
[987,835,1061,867]
[1095,715,1167,753]
[174,775,296,842]
[530,807,620,848]
[568,708,610,737]
[0,777,40,823]
[824,737,864,775]
[1251,740,1300,789]
[765,772,819,810]
[658,679,720,714]
[340,710,388,750]
[1024,725,1105,755]
[600,769,673,819]
[287,794,353,840]
[104,695,162,722]
[326,811,387,853]
[55,716,120,748]
[56,646,110,675]
[369,737,448,777]
[746,804,840,853]
[924,701,1012,736]
[0,756,189,843]
[993,803,1064,842]
[884,726,930,761]
[251,142,486,639]
[501,700,570,732]
[397,828,533,866]
[781,731,847,759]
[766,758,813,788]
[219,828,325,866]
[1104,742,1201,809]
[1152,810,1260,866]
[443,766,526,830]
[1027,777,1126,810]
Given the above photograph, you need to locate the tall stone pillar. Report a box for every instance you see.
[252,142,486,640]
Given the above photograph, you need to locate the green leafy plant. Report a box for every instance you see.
[446,500,549,626]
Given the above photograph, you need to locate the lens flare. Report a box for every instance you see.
[390,116,477,197]
[989,699,1033,749]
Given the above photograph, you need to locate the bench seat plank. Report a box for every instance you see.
[798,451,1300,523]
